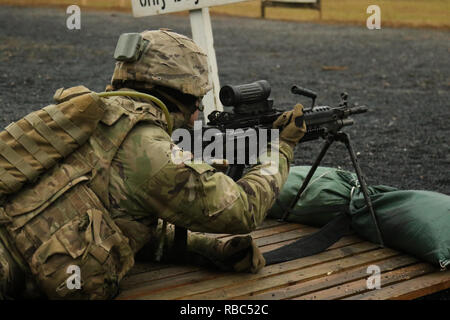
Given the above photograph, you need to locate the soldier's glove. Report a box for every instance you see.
[221,235,265,274]
[273,103,307,148]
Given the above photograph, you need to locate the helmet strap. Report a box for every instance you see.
[153,88,195,124]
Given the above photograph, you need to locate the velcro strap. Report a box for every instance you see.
[0,139,38,182]
[0,207,12,225]
[43,104,86,145]
[0,166,20,193]
[25,112,72,157]
[53,86,91,103]
[5,122,55,169]
[91,209,103,246]
[89,244,109,264]
[100,233,123,252]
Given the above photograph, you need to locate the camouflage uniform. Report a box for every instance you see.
[0,30,298,299]
[107,96,294,267]
[108,29,295,271]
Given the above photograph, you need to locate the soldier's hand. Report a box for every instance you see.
[273,103,307,148]
[222,236,265,274]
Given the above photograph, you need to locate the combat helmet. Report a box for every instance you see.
[110,29,212,98]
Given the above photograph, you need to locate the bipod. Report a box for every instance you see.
[280,131,384,248]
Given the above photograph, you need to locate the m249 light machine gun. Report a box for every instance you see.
[206,80,384,258]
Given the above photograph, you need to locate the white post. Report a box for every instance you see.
[189,8,223,119]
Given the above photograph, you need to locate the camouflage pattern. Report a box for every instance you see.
[0,86,294,298]
[1,151,135,299]
[111,30,212,97]
[132,221,265,273]
[107,96,294,273]
[0,86,105,197]
[0,238,18,299]
[0,89,169,299]
[108,115,293,234]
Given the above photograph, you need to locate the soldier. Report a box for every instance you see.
[0,29,306,299]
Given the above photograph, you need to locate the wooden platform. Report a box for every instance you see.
[117,219,450,300]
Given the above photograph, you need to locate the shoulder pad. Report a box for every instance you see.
[53,85,91,103]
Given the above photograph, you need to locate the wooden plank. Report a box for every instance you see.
[118,241,381,300]
[255,227,317,247]
[120,220,360,298]
[117,269,222,299]
[293,263,436,300]
[126,262,169,276]
[243,254,419,300]
[257,219,289,230]
[183,248,399,300]
[261,0,322,19]
[120,265,201,290]
[121,224,318,292]
[345,271,450,300]
[266,0,318,3]
[120,234,363,295]
[118,218,449,300]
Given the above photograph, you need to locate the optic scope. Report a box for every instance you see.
[219,80,271,106]
[219,80,272,114]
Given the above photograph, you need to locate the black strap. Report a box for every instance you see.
[263,213,352,265]
[174,226,188,261]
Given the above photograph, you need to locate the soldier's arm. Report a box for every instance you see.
[112,124,294,234]
[146,142,292,234]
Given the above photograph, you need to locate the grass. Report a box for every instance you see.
[1,0,449,29]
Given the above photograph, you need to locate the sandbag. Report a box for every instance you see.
[268,166,450,269]
[0,86,105,197]
[350,189,450,269]
[268,166,395,227]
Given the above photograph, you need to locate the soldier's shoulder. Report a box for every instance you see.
[124,122,173,166]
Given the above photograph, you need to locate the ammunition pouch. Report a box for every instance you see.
[1,149,134,299]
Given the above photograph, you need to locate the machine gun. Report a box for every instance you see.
[208,80,367,144]
[206,80,384,247]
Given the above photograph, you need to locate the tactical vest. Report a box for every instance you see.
[0,86,169,299]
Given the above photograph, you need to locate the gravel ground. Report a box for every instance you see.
[0,5,449,299]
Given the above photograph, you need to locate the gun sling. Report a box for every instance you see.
[263,213,352,265]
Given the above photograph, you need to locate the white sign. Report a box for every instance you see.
[131,0,246,118]
[131,0,246,17]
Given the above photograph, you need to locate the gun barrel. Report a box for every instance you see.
[348,106,368,115]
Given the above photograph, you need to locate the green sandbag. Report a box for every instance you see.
[268,166,450,269]
[267,166,395,227]
[350,189,450,269]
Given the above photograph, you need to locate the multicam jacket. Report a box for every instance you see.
[0,87,294,299]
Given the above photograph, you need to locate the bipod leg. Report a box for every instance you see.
[281,135,335,221]
[336,132,384,247]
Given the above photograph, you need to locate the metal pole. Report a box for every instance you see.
[338,132,384,247]
[281,135,335,221]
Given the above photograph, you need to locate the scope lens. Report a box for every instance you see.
[219,85,237,106]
